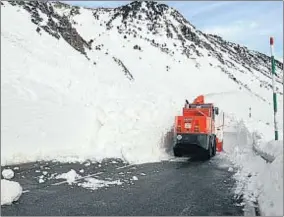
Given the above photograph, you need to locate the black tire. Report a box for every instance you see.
[212,135,217,156]
[213,143,216,156]
[204,137,213,160]
[173,148,182,157]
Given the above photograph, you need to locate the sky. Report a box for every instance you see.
[66,1,283,61]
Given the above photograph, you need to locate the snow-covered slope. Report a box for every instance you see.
[1,1,283,166]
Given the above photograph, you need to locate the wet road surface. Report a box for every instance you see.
[1,155,244,216]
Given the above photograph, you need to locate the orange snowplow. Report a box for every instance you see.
[173,95,223,159]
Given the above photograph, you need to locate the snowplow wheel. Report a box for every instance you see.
[204,136,213,160]
[212,135,217,156]
[173,148,182,157]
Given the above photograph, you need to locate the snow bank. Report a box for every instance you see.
[253,139,283,162]
[1,179,23,206]
[257,147,283,216]
[1,2,241,165]
[1,3,102,165]
[223,119,283,216]
[251,139,283,216]
[209,89,283,216]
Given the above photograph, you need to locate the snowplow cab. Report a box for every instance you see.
[173,95,222,159]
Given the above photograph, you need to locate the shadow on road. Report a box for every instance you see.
[161,125,175,155]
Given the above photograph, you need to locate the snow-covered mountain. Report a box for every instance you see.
[1,1,283,165]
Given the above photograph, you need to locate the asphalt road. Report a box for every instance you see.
[1,155,244,216]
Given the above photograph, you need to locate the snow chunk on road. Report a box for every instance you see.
[1,179,23,205]
[2,169,15,179]
[84,162,91,167]
[38,177,45,184]
[132,176,138,181]
[78,178,122,190]
[55,169,81,185]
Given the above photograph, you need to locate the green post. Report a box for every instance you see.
[270,37,278,140]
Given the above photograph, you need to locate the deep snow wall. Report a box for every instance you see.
[0,2,198,165]
[1,3,101,164]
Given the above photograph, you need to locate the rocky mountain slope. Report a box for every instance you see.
[4,1,283,101]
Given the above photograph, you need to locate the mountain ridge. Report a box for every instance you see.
[61,1,283,63]
[3,0,283,100]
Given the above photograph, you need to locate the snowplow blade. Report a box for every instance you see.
[173,134,210,157]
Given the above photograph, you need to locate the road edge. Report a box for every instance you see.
[243,200,256,216]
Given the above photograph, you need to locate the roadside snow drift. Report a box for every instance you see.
[257,148,283,216]
[222,117,283,216]
[1,179,23,206]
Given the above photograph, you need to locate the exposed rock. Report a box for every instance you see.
[11,1,91,58]
[5,0,283,99]
[113,57,134,81]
